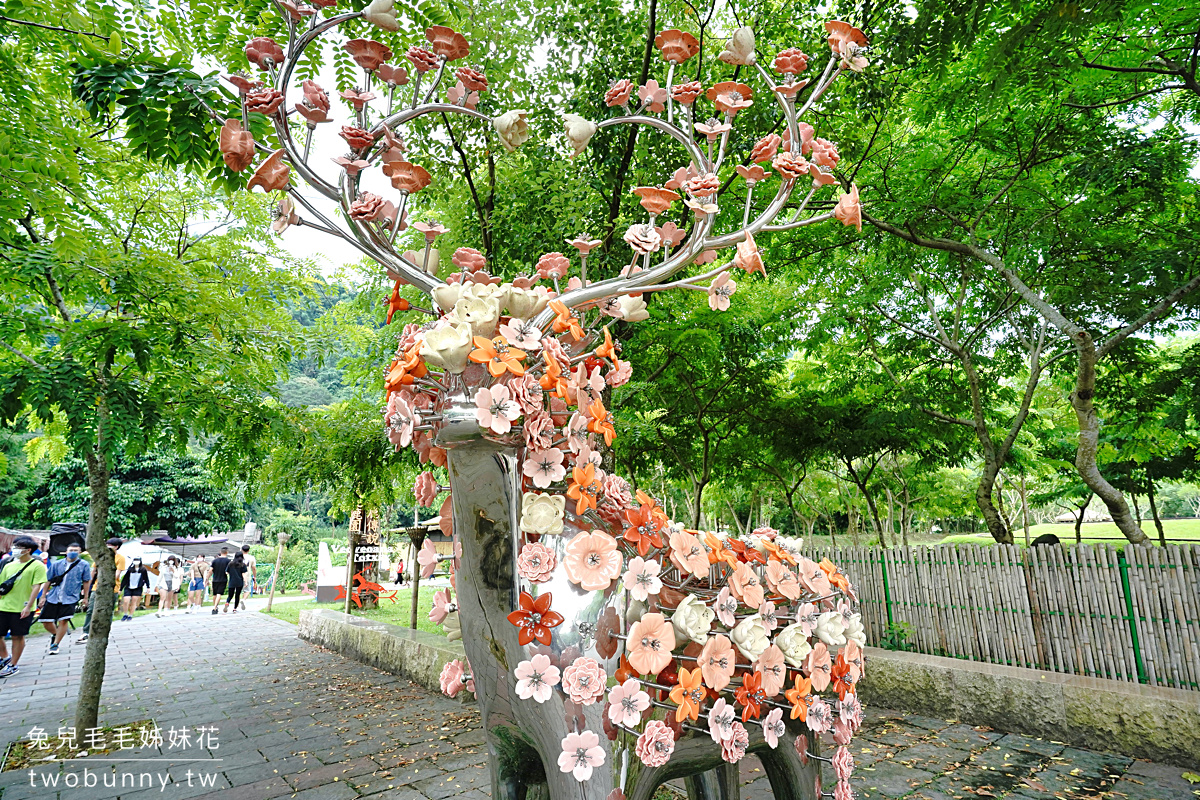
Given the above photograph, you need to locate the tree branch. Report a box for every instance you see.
[0,14,109,40]
[1098,271,1200,358]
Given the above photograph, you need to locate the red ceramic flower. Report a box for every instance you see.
[426,25,470,61]
[605,79,635,108]
[344,39,393,71]
[245,37,284,70]
[655,29,699,64]
[734,670,766,721]
[507,590,564,645]
[219,120,255,172]
[383,160,432,193]
[407,46,439,72]
[247,149,290,192]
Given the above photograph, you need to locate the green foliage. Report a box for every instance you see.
[879,622,916,652]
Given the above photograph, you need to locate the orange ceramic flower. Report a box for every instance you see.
[566,463,598,515]
[734,232,765,277]
[469,335,527,377]
[704,533,738,571]
[734,670,766,721]
[586,398,615,446]
[729,562,764,608]
[706,81,754,115]
[668,667,705,722]
[698,634,736,691]
[425,25,470,61]
[627,612,676,675]
[623,503,664,557]
[386,281,410,324]
[833,185,862,233]
[594,326,618,365]
[631,186,679,216]
[344,38,393,71]
[762,539,797,566]
[655,29,699,64]
[247,149,290,192]
[507,590,564,645]
[383,160,432,193]
[830,657,856,701]
[220,119,255,172]
[825,21,868,53]
[549,300,584,341]
[785,673,812,720]
[539,351,567,397]
[385,345,427,391]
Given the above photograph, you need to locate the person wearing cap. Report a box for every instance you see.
[0,537,49,677]
[76,538,126,645]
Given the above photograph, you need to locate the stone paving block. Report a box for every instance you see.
[992,733,1064,758]
[359,786,429,800]
[115,771,231,800]
[1105,774,1197,800]
[934,723,1003,751]
[966,746,1045,775]
[855,761,935,797]
[286,756,385,791]
[265,780,361,800]
[863,720,932,748]
[890,741,972,774]
[904,715,953,733]
[415,765,492,800]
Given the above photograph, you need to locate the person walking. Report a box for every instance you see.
[209,548,230,615]
[119,558,151,621]
[186,555,209,612]
[39,543,91,655]
[0,537,50,677]
[155,557,181,616]
[238,545,257,609]
[223,552,247,614]
[77,538,125,644]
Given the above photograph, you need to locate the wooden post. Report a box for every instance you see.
[265,531,290,612]
[407,527,426,630]
[345,507,360,614]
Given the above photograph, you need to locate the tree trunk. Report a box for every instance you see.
[884,487,895,548]
[846,465,885,546]
[1147,483,1166,546]
[1074,493,1091,543]
[826,517,838,547]
[691,479,706,530]
[1071,336,1148,543]
[976,453,1012,543]
[75,445,114,735]
[1131,494,1142,527]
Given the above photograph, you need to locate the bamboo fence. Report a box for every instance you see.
[802,543,1200,691]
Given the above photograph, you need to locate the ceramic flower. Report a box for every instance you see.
[508,590,564,645]
[406,45,438,72]
[386,394,415,448]
[632,186,679,216]
[344,38,393,71]
[271,197,299,234]
[834,185,862,232]
[440,659,465,696]
[608,679,650,728]
[417,539,439,578]
[219,120,255,172]
[363,0,400,30]
[623,223,661,255]
[698,634,736,691]
[668,666,705,722]
[754,644,787,697]
[382,160,431,193]
[637,80,668,113]
[247,150,290,192]
[734,232,766,277]
[245,37,284,70]
[563,530,622,591]
[536,252,570,280]
[377,63,408,86]
[425,25,469,60]
[349,192,390,222]
[469,335,527,377]
[731,614,770,661]
[797,558,832,597]
[521,447,565,489]
[671,81,702,104]
[786,673,812,721]
[720,721,749,763]
[775,621,814,668]
[513,653,561,703]
[805,642,833,692]
[566,463,599,515]
[520,492,565,536]
[474,385,520,435]
[627,612,675,675]
[418,320,472,373]
[729,562,764,608]
[562,113,598,157]
[494,110,530,152]
[763,708,786,749]
[635,720,675,767]
[718,26,755,65]
[617,295,649,322]
[245,86,285,115]
[714,587,738,628]
[558,730,605,782]
[694,118,732,141]
[516,542,557,584]
[413,471,439,507]
[451,295,501,337]
[707,81,754,116]
[815,611,848,648]
[622,557,662,602]
[563,657,607,705]
[834,780,855,800]
[671,594,715,646]
[707,697,736,743]
[668,529,708,578]
[811,137,840,168]
[758,601,779,633]
[806,696,833,734]
[844,613,866,649]
[774,48,810,75]
[604,79,635,107]
[430,588,455,624]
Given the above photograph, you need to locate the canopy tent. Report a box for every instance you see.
[139,534,230,559]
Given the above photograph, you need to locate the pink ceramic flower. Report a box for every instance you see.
[568,236,602,256]
[430,588,454,624]
[407,46,439,72]
[340,87,376,111]
[720,722,749,763]
[455,65,488,92]
[637,80,668,113]
[558,730,606,781]
[426,25,470,61]
[795,602,819,637]
[385,394,415,448]
[414,471,440,507]
[668,530,708,578]
[834,185,862,232]
[245,37,284,70]
[245,86,284,115]
[754,644,787,697]
[839,692,863,730]
[797,558,832,597]
[774,48,810,75]
[707,272,737,312]
[514,653,561,702]
[671,81,702,104]
[832,746,854,781]
[627,612,675,675]
[655,29,699,64]
[714,587,738,628]
[605,79,635,107]
[832,717,853,745]
[378,63,409,86]
[698,634,736,691]
[439,660,465,696]
[810,137,840,168]
[806,696,833,734]
[773,151,810,180]
[730,562,764,608]
[219,120,255,172]
[708,697,736,742]
[806,642,832,692]
[246,150,290,193]
[606,358,632,387]
[417,539,439,579]
[475,385,520,435]
[751,134,781,164]
[762,708,785,748]
[517,542,557,584]
[563,656,607,705]
[537,252,570,279]
[340,125,376,150]
[563,530,622,591]
[635,720,675,767]
[349,192,390,222]
[834,779,855,800]
[523,447,566,489]
[766,561,802,600]
[565,410,590,452]
[707,81,754,115]
[622,557,661,602]
[607,678,650,728]
[333,156,370,175]
[736,164,769,184]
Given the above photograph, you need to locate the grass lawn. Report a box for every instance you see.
[937,518,1200,548]
[262,586,442,635]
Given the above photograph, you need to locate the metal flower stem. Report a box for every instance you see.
[389,192,410,243]
[665,62,676,125]
[410,72,423,109]
[742,183,756,227]
[302,124,315,163]
[714,113,735,172]
[579,254,588,285]
[635,260,733,293]
[387,84,395,116]
[423,57,448,105]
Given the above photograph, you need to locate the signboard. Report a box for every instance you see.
[349,509,382,565]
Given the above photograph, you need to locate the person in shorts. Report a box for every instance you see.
[77,537,125,644]
[39,543,91,655]
[238,545,257,609]
[0,537,50,677]
[186,555,209,612]
[119,558,150,621]
[209,548,230,615]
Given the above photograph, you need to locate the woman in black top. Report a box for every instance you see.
[223,553,247,614]
[119,559,151,621]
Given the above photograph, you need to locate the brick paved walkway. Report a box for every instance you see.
[0,607,1192,800]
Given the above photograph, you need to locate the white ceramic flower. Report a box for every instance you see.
[774,621,813,668]
[419,320,473,373]
[520,492,565,536]
[451,295,501,337]
[430,280,462,313]
[617,295,649,322]
[815,611,848,648]
[363,0,400,30]
[442,610,461,641]
[718,26,756,65]
[494,110,531,152]
[844,613,866,649]
[404,248,440,276]
[671,593,715,646]
[730,613,769,661]
[622,557,662,602]
[563,113,598,157]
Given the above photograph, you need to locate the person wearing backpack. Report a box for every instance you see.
[39,543,91,655]
[0,536,49,677]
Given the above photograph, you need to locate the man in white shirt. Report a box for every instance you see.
[238,545,257,610]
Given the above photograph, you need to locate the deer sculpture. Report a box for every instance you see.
[209,4,869,799]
